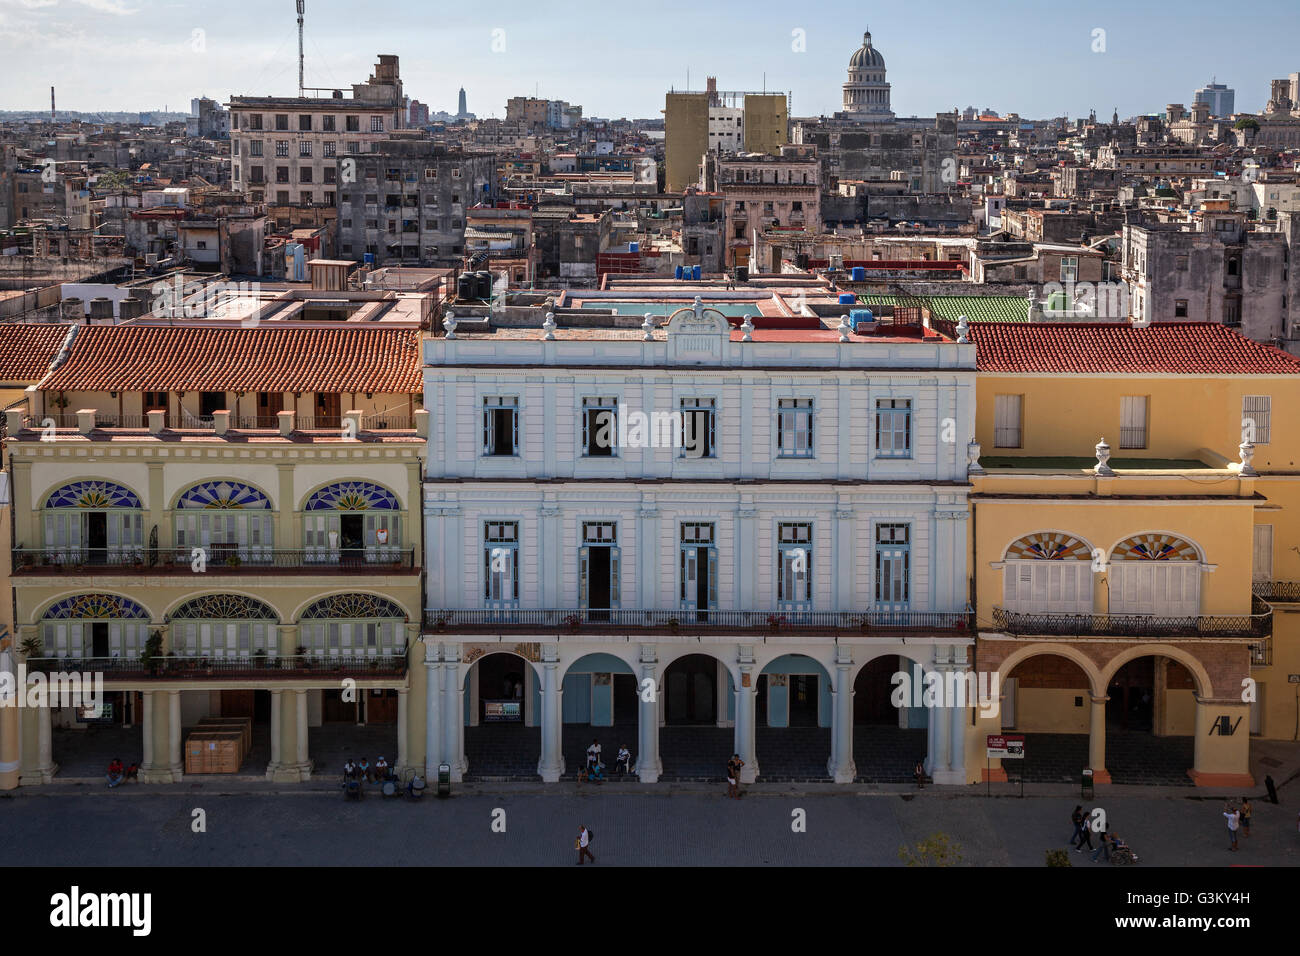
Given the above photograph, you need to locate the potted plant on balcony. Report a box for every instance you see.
[562,612,583,632]
[432,612,448,633]
[224,553,242,569]
[665,616,680,633]
[19,636,42,659]
[766,613,786,632]
[253,649,267,669]
[858,615,872,633]
[140,631,164,676]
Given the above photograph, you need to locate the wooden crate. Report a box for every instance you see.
[197,716,253,751]
[184,735,208,774]
[185,732,244,774]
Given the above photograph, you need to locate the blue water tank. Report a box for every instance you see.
[851,266,865,281]
[692,264,701,280]
[675,265,684,280]
[629,241,639,253]
[850,308,874,332]
[838,293,856,305]
[363,253,375,266]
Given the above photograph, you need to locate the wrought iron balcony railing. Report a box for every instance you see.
[22,654,408,679]
[12,548,418,574]
[423,607,973,633]
[1252,580,1300,603]
[990,598,1272,640]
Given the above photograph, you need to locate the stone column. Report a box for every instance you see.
[168,690,182,779]
[1088,694,1111,784]
[539,653,564,783]
[424,645,443,777]
[637,647,661,782]
[0,644,18,790]
[267,689,282,779]
[829,661,856,783]
[441,649,465,781]
[397,689,409,773]
[734,662,758,783]
[35,702,56,782]
[948,695,967,782]
[141,690,155,771]
[295,689,309,770]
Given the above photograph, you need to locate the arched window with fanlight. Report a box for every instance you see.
[1002,532,1094,614]
[298,593,408,658]
[169,594,279,658]
[174,480,274,562]
[41,593,151,659]
[1109,533,1201,618]
[302,481,401,563]
[42,480,144,565]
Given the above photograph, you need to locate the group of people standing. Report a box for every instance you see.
[342,756,392,784]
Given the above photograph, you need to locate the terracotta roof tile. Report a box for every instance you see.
[40,325,422,394]
[970,322,1300,375]
[0,325,70,384]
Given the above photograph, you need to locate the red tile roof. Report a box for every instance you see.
[970,322,1300,375]
[0,324,70,384]
[40,325,422,393]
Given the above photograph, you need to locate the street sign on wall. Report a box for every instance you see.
[986,734,1025,759]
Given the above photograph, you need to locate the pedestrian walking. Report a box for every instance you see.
[575,825,595,865]
[914,759,925,790]
[1069,805,1085,847]
[726,753,744,799]
[1239,797,1252,838]
[1076,808,1095,852]
[1091,828,1113,863]
[1224,803,1240,851]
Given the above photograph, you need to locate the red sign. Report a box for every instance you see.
[986,734,1025,758]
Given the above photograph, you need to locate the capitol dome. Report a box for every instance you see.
[849,31,885,70]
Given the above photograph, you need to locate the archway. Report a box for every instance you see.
[851,653,929,783]
[1001,652,1096,784]
[41,479,144,566]
[460,651,540,780]
[658,652,734,781]
[560,652,638,781]
[755,653,832,780]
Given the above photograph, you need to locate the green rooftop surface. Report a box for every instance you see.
[857,294,1029,323]
[980,456,1215,470]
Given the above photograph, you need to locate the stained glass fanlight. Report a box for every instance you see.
[304,481,399,512]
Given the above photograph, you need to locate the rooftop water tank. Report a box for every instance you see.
[838,292,856,305]
[851,266,866,281]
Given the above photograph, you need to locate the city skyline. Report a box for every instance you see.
[1,0,1297,120]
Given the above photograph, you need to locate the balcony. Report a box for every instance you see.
[12,548,418,576]
[989,597,1272,640]
[1252,580,1300,604]
[423,607,973,637]
[23,654,408,680]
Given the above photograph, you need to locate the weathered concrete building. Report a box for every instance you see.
[335,137,497,267]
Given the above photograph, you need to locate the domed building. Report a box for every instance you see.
[841,29,894,122]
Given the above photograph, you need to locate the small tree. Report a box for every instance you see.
[1045,849,1073,867]
[899,833,964,867]
[1234,117,1259,132]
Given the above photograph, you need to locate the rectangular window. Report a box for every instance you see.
[484,521,519,607]
[776,398,814,457]
[323,141,336,157]
[680,397,716,458]
[299,141,312,157]
[579,522,620,613]
[248,114,263,130]
[482,396,519,456]
[322,115,336,132]
[874,399,912,458]
[1253,524,1274,582]
[276,166,290,184]
[679,522,717,617]
[777,522,813,609]
[994,394,1022,448]
[1060,256,1079,282]
[425,167,438,180]
[346,115,360,132]
[1120,396,1148,449]
[1243,395,1271,444]
[249,140,263,157]
[370,116,384,132]
[581,396,618,457]
[1174,299,1188,317]
[875,524,911,610]
[275,114,288,131]
[275,140,289,157]
[299,167,313,183]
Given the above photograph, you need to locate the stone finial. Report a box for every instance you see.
[642,312,655,341]
[740,313,754,342]
[837,315,852,343]
[956,314,970,343]
[692,295,704,320]
[542,311,557,340]
[1239,440,1257,477]
[442,310,457,339]
[1094,437,1114,476]
[967,438,984,475]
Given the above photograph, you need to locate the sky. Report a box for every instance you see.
[1,0,1298,120]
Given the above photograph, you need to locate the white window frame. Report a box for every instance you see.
[994,394,1023,449]
[1120,396,1148,450]
[1243,395,1271,445]
[776,399,814,458]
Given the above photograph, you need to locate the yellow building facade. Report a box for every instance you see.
[965,322,1299,787]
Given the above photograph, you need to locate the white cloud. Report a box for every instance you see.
[72,0,139,13]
